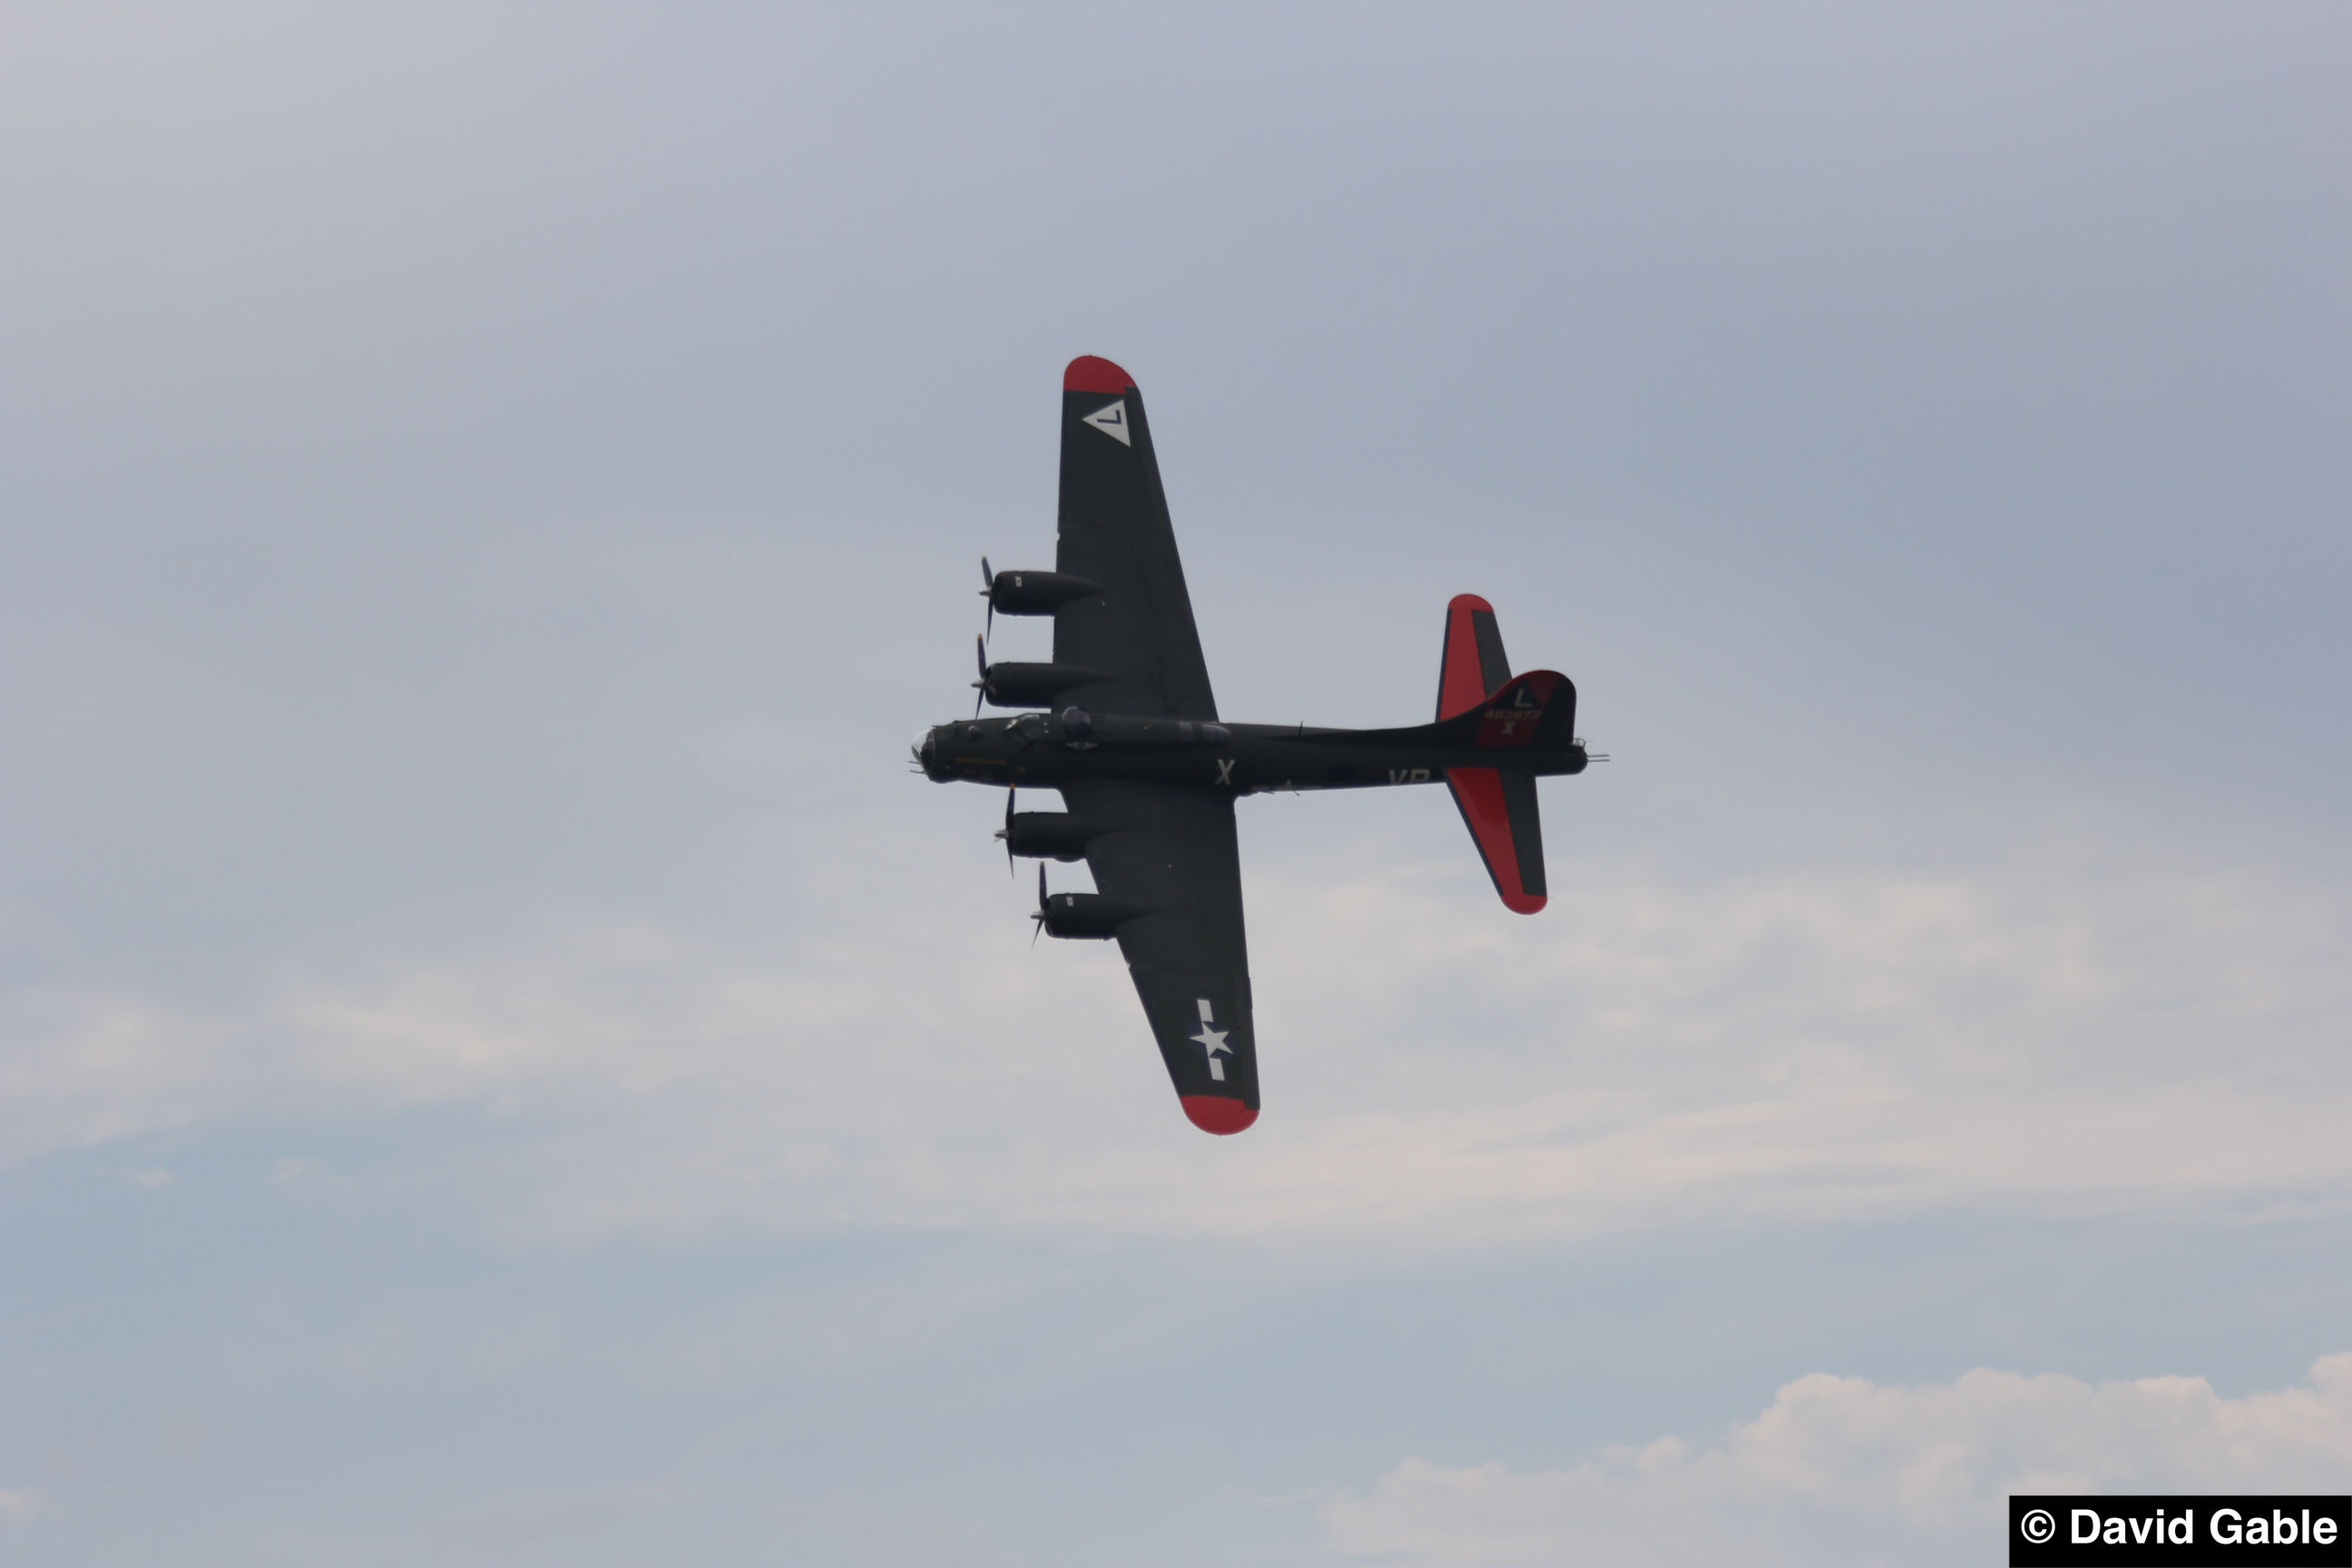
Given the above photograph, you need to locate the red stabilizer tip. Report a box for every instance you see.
[1181,1095,1259,1135]
[1501,892,1548,915]
[1064,356,1134,393]
[1448,593,1494,613]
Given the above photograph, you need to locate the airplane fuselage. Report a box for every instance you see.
[918,710,1590,796]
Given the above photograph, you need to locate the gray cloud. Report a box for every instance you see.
[1,5,2345,1562]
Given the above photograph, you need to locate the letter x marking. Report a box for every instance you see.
[1215,759,1235,786]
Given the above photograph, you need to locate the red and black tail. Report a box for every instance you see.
[1435,595,1569,915]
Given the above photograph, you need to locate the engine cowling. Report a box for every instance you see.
[981,662,1111,708]
[988,569,1102,616]
[1004,812,1111,862]
[1039,892,1145,939]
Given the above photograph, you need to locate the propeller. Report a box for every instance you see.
[979,555,996,642]
[994,784,1016,874]
[971,632,989,718]
[1030,860,1049,946]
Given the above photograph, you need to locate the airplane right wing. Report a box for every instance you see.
[1058,777,1259,1134]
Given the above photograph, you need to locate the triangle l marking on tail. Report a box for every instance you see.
[1082,398,1132,446]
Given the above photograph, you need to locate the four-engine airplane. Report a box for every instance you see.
[916,356,1596,1135]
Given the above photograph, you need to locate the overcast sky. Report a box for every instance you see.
[3,4,2348,1563]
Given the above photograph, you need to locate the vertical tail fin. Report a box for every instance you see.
[1433,668,1577,754]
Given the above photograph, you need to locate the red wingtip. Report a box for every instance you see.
[1064,356,1134,394]
[1448,593,1494,613]
[1181,1095,1259,1135]
[1502,892,1548,915]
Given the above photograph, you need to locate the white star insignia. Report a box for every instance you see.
[1190,997,1232,1080]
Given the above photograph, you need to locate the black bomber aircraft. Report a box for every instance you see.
[916,357,1596,1136]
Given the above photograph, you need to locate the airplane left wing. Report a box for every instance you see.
[1058,778,1259,1134]
[1053,357,1218,721]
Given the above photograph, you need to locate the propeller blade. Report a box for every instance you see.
[1004,785,1016,875]
[980,555,994,592]
[980,556,995,642]
[1031,862,1049,946]
[974,633,989,717]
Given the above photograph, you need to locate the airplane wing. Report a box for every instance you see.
[1053,357,1219,721]
[1058,777,1259,1134]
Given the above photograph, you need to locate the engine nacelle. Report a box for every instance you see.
[1039,892,1145,939]
[1004,812,1110,862]
[988,569,1102,615]
[982,662,1110,708]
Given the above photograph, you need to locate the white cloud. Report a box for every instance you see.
[1323,1353,2352,1567]
[5,820,2347,1255]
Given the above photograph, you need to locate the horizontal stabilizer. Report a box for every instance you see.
[1446,766,1546,914]
[1437,593,1513,720]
